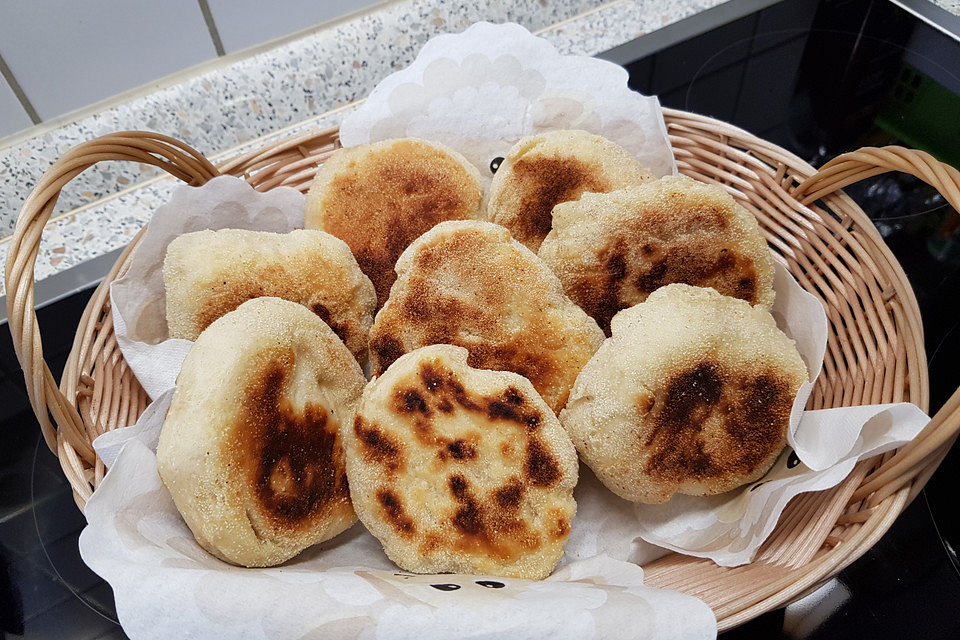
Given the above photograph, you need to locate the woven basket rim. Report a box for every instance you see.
[5,109,960,631]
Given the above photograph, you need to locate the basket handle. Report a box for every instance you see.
[793,146,960,500]
[4,132,220,462]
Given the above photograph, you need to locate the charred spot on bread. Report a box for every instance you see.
[444,473,539,562]
[377,488,416,536]
[353,415,406,474]
[390,359,549,434]
[393,388,431,417]
[642,361,794,483]
[492,477,525,509]
[508,155,609,248]
[441,439,478,461]
[234,353,348,531]
[371,334,406,374]
[525,439,562,487]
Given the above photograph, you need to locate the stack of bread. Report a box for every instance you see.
[155,130,806,579]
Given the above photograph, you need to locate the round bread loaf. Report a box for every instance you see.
[156,297,365,567]
[344,344,578,579]
[487,130,653,251]
[368,220,605,413]
[539,176,775,334]
[163,228,376,363]
[305,137,484,307]
[561,284,807,504]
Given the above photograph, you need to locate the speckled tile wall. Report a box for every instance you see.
[934,0,960,14]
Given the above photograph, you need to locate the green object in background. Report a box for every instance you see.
[875,64,960,171]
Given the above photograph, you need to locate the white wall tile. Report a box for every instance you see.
[207,0,384,53]
[0,76,33,138]
[0,0,217,120]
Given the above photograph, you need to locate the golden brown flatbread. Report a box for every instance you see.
[344,344,578,579]
[156,297,365,567]
[539,176,775,333]
[305,138,484,306]
[163,228,376,363]
[560,284,807,504]
[368,220,605,413]
[487,130,653,251]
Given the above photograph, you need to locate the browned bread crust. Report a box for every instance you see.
[487,130,653,251]
[561,284,807,504]
[305,138,484,307]
[157,297,365,566]
[344,345,578,579]
[163,229,376,364]
[539,176,775,334]
[368,220,605,413]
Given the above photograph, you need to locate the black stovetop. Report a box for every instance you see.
[2,0,960,637]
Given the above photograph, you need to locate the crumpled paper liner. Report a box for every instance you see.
[339,21,677,180]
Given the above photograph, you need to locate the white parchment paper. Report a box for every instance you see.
[81,435,716,640]
[339,22,677,179]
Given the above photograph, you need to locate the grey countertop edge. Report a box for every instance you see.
[890,0,960,40]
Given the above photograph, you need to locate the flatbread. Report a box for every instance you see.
[156,297,366,567]
[305,137,484,306]
[561,284,807,504]
[539,176,775,333]
[344,344,578,579]
[163,228,376,363]
[368,220,605,413]
[487,130,653,251]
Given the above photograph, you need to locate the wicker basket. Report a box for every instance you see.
[6,108,960,631]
